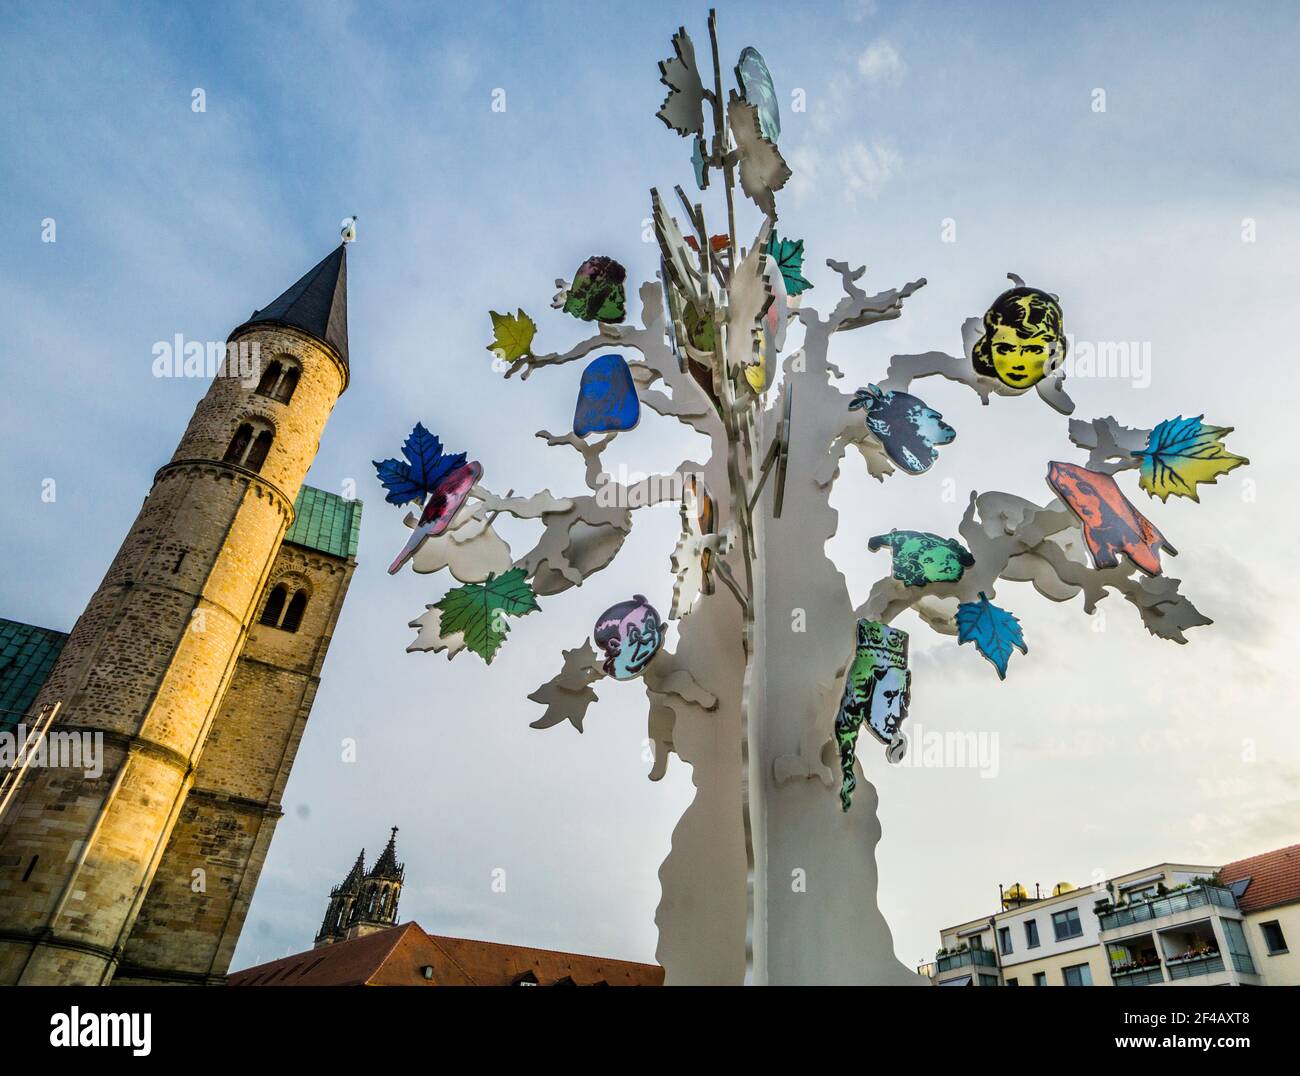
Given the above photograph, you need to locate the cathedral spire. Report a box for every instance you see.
[233,244,349,364]
[368,826,403,881]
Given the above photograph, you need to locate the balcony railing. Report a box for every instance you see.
[1230,952,1257,976]
[935,948,998,973]
[1166,953,1224,980]
[1111,965,1165,987]
[1098,885,1238,931]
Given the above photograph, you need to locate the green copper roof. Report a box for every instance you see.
[0,618,68,730]
[284,485,362,560]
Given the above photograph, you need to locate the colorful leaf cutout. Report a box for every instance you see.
[655,27,704,137]
[766,234,812,296]
[485,308,537,364]
[1131,415,1249,503]
[372,422,468,508]
[956,593,1027,680]
[433,567,540,665]
[562,256,627,323]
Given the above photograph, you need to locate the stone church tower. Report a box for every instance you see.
[313,828,405,947]
[0,244,360,985]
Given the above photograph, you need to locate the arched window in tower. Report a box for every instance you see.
[259,584,288,627]
[254,359,282,397]
[245,428,274,472]
[254,356,301,404]
[223,423,253,464]
[282,589,309,633]
[272,364,300,404]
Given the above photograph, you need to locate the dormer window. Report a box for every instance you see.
[254,356,301,404]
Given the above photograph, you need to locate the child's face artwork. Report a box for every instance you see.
[593,596,665,680]
[1046,461,1176,576]
[972,286,1065,392]
[867,529,975,587]
[989,324,1053,387]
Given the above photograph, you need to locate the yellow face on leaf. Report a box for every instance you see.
[989,324,1054,388]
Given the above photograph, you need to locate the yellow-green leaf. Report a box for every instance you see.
[1133,415,1248,503]
[485,308,537,363]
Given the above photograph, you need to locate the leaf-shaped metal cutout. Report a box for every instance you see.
[956,592,1027,680]
[655,27,704,137]
[434,567,540,664]
[1132,415,1249,503]
[727,92,791,218]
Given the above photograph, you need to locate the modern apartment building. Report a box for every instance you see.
[921,842,1300,987]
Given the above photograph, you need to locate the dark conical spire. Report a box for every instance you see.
[368,826,403,881]
[234,244,348,363]
[339,848,366,892]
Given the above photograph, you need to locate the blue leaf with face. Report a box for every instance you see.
[956,592,1028,680]
[850,384,956,475]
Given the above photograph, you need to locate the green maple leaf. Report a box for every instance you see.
[485,308,537,363]
[434,567,540,664]
[766,234,813,296]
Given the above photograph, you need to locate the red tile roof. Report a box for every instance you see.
[227,922,663,987]
[1220,843,1300,914]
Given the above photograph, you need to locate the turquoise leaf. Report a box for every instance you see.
[955,592,1027,680]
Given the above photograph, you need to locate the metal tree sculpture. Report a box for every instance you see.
[376,12,1249,985]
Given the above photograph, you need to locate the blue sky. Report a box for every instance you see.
[2,0,1299,973]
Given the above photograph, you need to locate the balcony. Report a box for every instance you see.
[1111,964,1164,987]
[1097,885,1237,931]
[1166,952,1224,981]
[935,947,998,974]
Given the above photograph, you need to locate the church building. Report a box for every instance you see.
[0,243,360,985]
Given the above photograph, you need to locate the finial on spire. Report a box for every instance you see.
[341,215,358,243]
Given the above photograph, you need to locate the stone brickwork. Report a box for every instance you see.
[116,543,355,983]
[0,313,351,986]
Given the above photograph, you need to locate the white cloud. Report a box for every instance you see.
[839,139,901,200]
[858,40,907,86]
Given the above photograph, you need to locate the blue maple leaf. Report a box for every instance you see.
[955,592,1027,680]
[372,422,468,507]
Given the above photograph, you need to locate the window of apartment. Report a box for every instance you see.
[969,935,983,950]
[1033,971,1047,986]
[998,926,1012,956]
[1261,921,1288,955]
[1024,919,1040,948]
[1052,908,1083,941]
[1062,962,1093,986]
[1006,977,1018,986]
[978,974,999,987]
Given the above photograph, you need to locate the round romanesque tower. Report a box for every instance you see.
[0,245,350,985]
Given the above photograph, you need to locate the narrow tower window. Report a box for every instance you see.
[273,365,300,404]
[281,590,309,633]
[244,429,274,472]
[260,585,288,627]
[254,360,283,397]
[223,423,253,464]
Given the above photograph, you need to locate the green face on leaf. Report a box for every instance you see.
[562,255,627,323]
[868,529,975,587]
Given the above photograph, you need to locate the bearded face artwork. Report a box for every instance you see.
[1047,461,1176,576]
[868,529,975,587]
[562,256,628,324]
[593,595,665,680]
[835,619,911,811]
[972,286,1065,390]
[849,384,956,475]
